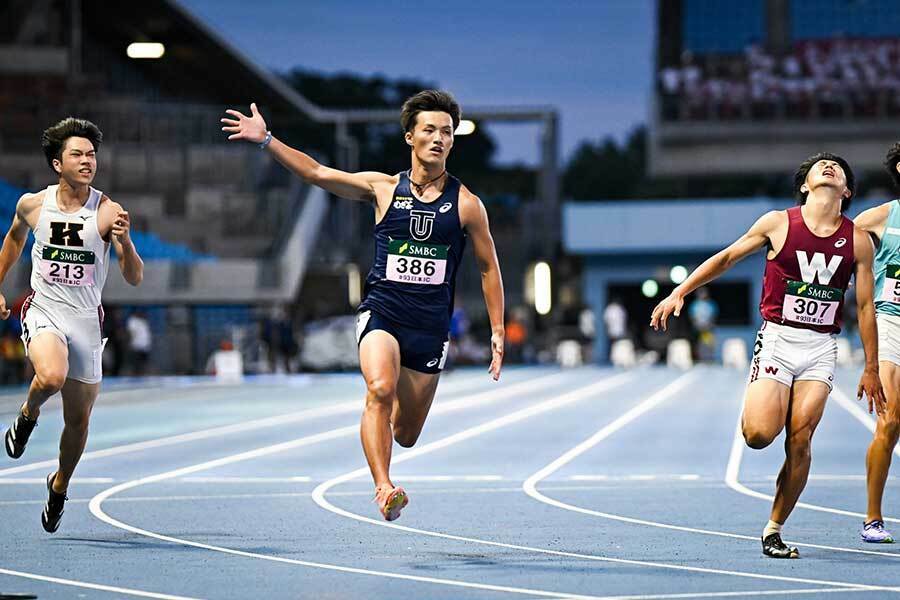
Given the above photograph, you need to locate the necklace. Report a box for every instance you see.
[409,169,446,195]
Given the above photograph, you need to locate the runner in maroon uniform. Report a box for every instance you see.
[651,153,885,558]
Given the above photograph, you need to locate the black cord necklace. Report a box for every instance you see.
[409,169,446,195]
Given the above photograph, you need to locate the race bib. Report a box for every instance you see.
[39,246,96,287]
[782,280,841,326]
[385,240,448,285]
[881,264,900,303]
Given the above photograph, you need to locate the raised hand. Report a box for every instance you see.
[112,210,131,243]
[221,102,268,144]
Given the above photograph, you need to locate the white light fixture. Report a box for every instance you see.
[641,279,659,298]
[127,42,165,59]
[347,264,361,307]
[534,262,552,315]
[455,120,476,136]
[669,265,688,285]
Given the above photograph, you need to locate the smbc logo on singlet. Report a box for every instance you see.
[796,251,843,285]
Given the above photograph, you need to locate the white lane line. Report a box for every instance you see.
[568,474,702,481]
[0,371,569,478]
[588,587,874,599]
[520,372,900,569]
[723,393,900,557]
[86,373,636,600]
[0,477,115,484]
[311,370,894,592]
[0,567,202,600]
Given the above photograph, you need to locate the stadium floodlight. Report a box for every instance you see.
[534,261,552,315]
[641,279,659,298]
[127,43,165,59]
[455,120,476,136]
[669,265,688,284]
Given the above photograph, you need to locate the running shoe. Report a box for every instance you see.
[374,485,408,522]
[861,520,894,543]
[5,408,37,459]
[41,472,66,533]
[761,533,799,558]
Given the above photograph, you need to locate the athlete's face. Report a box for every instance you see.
[802,159,850,200]
[54,136,97,186]
[405,111,454,166]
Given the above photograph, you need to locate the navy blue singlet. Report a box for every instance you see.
[359,172,468,333]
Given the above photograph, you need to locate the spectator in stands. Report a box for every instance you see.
[126,311,152,375]
[689,287,719,362]
[603,297,628,361]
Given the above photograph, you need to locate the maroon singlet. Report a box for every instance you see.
[759,206,855,334]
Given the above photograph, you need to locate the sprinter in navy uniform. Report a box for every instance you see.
[223,91,504,521]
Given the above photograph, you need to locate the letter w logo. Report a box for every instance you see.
[765,366,779,375]
[48,222,84,247]
[796,251,842,285]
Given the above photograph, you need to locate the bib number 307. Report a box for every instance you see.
[386,240,448,285]
[782,280,841,326]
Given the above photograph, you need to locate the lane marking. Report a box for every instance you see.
[0,371,569,478]
[87,373,636,600]
[311,371,895,592]
[724,391,900,556]
[0,567,202,600]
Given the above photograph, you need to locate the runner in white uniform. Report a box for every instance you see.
[0,118,144,532]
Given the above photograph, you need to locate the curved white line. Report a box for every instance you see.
[311,370,892,592]
[86,373,634,599]
[523,376,900,561]
[725,387,900,527]
[0,566,201,599]
[0,371,568,478]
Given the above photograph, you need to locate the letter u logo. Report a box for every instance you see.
[409,210,436,241]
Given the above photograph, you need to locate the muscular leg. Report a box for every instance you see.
[741,378,791,449]
[22,333,69,420]
[866,361,900,523]
[770,379,830,524]
[359,331,401,489]
[392,367,441,448]
[53,378,100,492]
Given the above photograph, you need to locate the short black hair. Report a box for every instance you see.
[885,142,900,191]
[41,117,103,172]
[793,152,855,212]
[400,90,461,133]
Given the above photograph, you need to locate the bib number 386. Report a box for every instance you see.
[782,280,841,326]
[386,240,448,285]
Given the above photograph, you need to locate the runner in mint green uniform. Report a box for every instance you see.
[854,143,900,543]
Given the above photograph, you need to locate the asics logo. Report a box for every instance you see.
[834,237,846,248]
[426,359,439,367]
[439,202,452,214]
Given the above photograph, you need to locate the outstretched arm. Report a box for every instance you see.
[0,196,37,319]
[461,191,504,381]
[650,210,782,331]
[854,225,886,414]
[221,103,395,202]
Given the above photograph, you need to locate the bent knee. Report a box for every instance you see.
[393,427,420,448]
[743,427,776,450]
[34,369,67,394]
[365,377,396,404]
[877,420,900,445]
